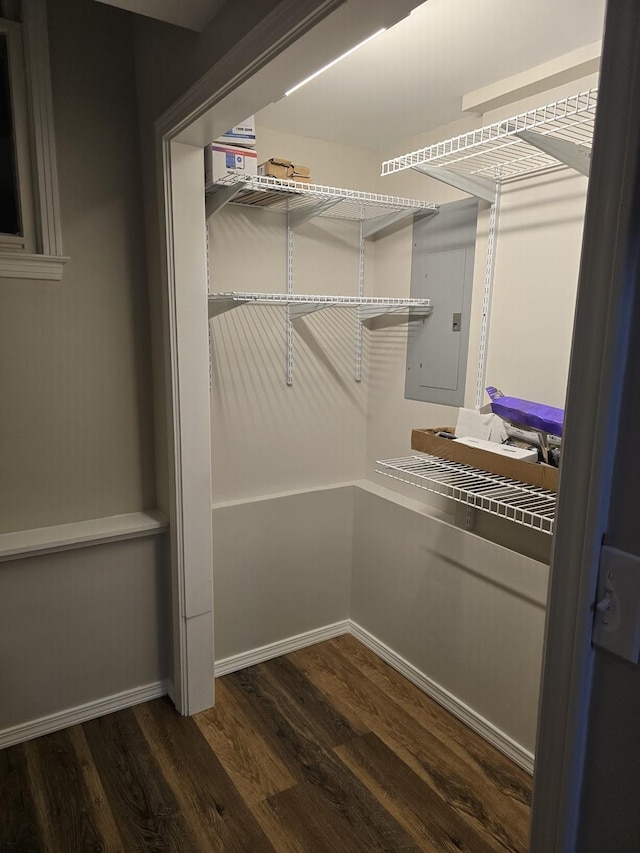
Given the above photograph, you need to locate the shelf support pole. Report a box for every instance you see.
[412,164,496,203]
[286,210,294,385]
[514,130,591,176]
[355,214,365,381]
[475,182,501,408]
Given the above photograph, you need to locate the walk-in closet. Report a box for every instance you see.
[203,0,606,775]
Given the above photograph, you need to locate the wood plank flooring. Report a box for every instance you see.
[0,635,531,851]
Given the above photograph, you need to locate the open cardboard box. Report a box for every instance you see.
[258,157,312,182]
[411,427,559,493]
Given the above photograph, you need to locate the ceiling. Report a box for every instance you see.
[94,0,228,31]
[257,0,607,152]
[95,0,606,150]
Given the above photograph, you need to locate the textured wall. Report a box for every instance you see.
[0,0,155,533]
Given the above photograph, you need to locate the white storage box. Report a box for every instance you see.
[205,144,258,185]
[215,116,256,147]
[453,436,538,463]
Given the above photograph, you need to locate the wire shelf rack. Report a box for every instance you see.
[206,174,438,221]
[208,291,432,319]
[381,88,598,182]
[376,454,557,534]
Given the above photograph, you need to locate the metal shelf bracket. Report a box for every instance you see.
[412,165,497,203]
[359,304,432,321]
[288,198,342,229]
[361,208,421,240]
[514,130,591,177]
[288,303,328,319]
[208,296,249,318]
[205,181,243,218]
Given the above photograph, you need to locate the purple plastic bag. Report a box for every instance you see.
[486,386,564,436]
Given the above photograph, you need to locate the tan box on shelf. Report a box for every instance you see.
[258,157,312,183]
[411,427,559,493]
[291,164,311,179]
[258,157,290,179]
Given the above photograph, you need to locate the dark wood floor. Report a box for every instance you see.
[0,635,531,852]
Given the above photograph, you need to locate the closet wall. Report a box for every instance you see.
[367,74,596,551]
[209,130,379,664]
[209,128,380,503]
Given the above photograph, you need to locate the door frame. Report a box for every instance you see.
[153,0,423,713]
[530,1,640,848]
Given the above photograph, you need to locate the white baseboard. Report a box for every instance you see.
[349,621,535,775]
[2,619,534,776]
[214,620,351,677]
[215,618,533,775]
[0,681,167,750]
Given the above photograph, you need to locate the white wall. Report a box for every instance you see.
[0,0,156,534]
[0,0,176,744]
[0,533,169,741]
[212,486,353,662]
[256,126,382,190]
[352,484,549,753]
[484,170,586,408]
[208,128,382,502]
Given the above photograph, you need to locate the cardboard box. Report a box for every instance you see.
[258,157,291,180]
[411,427,559,492]
[258,158,312,183]
[205,143,258,185]
[215,116,256,147]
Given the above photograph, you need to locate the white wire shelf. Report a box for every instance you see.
[206,174,437,232]
[208,291,432,320]
[381,88,597,183]
[376,454,556,534]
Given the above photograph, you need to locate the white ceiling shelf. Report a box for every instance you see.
[208,291,432,320]
[205,174,438,236]
[381,88,598,191]
[376,454,556,534]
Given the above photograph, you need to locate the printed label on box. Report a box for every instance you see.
[226,152,245,170]
[205,143,258,185]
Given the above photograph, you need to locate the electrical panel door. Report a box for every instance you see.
[405,199,478,406]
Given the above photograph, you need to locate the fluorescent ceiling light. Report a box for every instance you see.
[285,28,386,96]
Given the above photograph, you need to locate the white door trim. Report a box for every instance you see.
[154,0,347,714]
[530,1,640,848]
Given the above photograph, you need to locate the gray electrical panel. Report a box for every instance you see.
[405,198,479,406]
